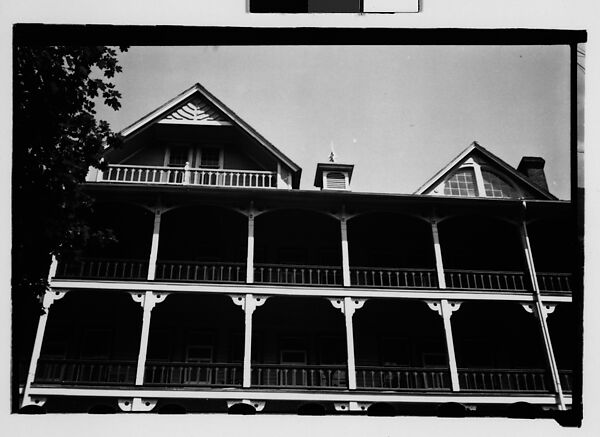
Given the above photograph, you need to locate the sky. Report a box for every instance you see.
[95,45,572,199]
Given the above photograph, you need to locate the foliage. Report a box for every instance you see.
[13,46,128,302]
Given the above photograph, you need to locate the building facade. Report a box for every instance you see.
[20,84,577,417]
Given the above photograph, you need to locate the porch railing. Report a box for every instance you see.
[144,361,242,387]
[351,267,437,288]
[254,263,343,286]
[356,366,451,391]
[537,273,572,293]
[559,370,573,393]
[54,258,149,281]
[155,261,246,283]
[445,269,528,292]
[99,164,277,189]
[35,358,137,385]
[252,364,347,388]
[458,368,551,392]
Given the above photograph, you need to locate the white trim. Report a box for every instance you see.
[48,279,572,303]
[27,386,572,406]
[157,119,232,126]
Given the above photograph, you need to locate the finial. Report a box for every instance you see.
[329,141,336,162]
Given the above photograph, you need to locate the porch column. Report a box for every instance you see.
[130,291,169,385]
[519,217,565,410]
[426,300,461,391]
[21,289,68,408]
[330,297,366,390]
[246,212,255,283]
[430,220,446,288]
[147,208,164,281]
[231,294,268,388]
[339,212,351,287]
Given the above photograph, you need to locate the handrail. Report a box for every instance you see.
[107,164,276,174]
[254,262,342,270]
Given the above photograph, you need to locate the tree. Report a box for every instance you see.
[12,45,128,411]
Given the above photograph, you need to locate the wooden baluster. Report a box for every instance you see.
[268,174,273,187]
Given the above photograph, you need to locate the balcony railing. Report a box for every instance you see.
[356,366,451,391]
[98,164,278,189]
[144,361,242,387]
[54,258,149,281]
[155,261,246,283]
[458,368,552,392]
[53,258,572,297]
[254,263,343,286]
[251,364,347,389]
[445,269,528,292]
[33,359,572,395]
[351,267,437,288]
[35,358,137,385]
[537,273,572,293]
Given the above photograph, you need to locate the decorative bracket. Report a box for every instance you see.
[521,302,557,319]
[118,397,157,412]
[129,291,170,311]
[230,294,269,315]
[21,396,47,408]
[227,399,265,412]
[329,297,367,317]
[426,300,462,317]
[42,289,68,310]
[334,401,371,412]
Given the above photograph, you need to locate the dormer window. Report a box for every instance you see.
[482,170,517,198]
[443,169,477,197]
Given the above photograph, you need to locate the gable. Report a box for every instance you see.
[415,143,556,200]
[103,83,302,188]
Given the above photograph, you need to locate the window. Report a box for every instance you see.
[279,337,307,364]
[168,147,189,167]
[443,169,477,197]
[199,147,221,168]
[482,170,517,198]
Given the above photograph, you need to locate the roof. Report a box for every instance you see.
[414,142,558,200]
[119,83,302,175]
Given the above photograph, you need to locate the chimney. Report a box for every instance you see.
[517,156,549,191]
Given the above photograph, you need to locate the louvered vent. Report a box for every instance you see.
[325,172,347,190]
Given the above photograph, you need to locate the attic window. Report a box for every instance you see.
[443,169,477,197]
[482,170,517,198]
[325,172,347,190]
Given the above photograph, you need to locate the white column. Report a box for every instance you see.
[231,294,268,388]
[330,297,365,390]
[520,219,565,410]
[344,297,357,388]
[426,300,461,391]
[21,290,68,408]
[246,213,255,283]
[340,215,351,287]
[147,209,163,281]
[430,220,446,289]
[130,291,168,385]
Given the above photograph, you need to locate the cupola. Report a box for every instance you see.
[314,150,354,191]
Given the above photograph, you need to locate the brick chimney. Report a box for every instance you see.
[517,156,549,191]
